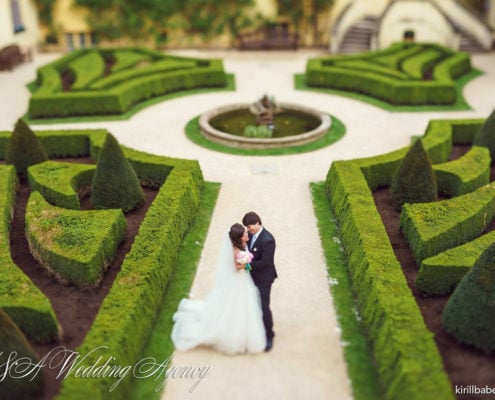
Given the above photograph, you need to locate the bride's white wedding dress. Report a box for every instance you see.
[171,233,266,354]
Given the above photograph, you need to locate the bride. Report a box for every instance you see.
[171,223,267,354]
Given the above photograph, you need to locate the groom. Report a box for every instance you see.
[242,211,277,351]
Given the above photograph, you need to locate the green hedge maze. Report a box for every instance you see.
[0,128,205,399]
[325,117,495,399]
[303,43,477,108]
[28,47,229,119]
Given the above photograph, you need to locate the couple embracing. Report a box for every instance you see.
[172,211,277,354]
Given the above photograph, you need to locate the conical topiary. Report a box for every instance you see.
[442,241,495,353]
[390,139,437,210]
[473,109,495,159]
[5,118,48,180]
[0,309,43,399]
[90,133,144,212]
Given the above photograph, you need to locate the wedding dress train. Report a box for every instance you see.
[171,234,266,354]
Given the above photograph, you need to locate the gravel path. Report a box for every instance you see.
[1,49,494,400]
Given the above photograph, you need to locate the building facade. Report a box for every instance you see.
[0,0,39,50]
[330,0,494,53]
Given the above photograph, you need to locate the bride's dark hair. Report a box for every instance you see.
[229,223,246,250]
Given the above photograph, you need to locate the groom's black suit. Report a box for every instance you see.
[248,227,277,341]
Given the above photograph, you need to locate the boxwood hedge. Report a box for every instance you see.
[433,145,490,197]
[1,127,204,399]
[25,191,127,289]
[28,47,228,119]
[324,118,489,399]
[417,230,495,296]
[400,182,495,264]
[305,43,471,106]
[0,309,43,399]
[0,165,60,343]
[28,160,95,209]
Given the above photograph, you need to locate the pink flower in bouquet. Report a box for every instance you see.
[236,250,253,271]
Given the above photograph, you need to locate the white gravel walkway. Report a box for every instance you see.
[1,48,494,400]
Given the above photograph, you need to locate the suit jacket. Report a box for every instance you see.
[248,227,277,287]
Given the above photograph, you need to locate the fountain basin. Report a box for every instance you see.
[199,103,331,149]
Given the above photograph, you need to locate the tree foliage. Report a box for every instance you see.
[75,0,256,44]
[90,133,144,212]
[33,0,57,26]
[390,139,438,210]
[5,119,48,181]
[442,241,495,353]
[276,0,334,43]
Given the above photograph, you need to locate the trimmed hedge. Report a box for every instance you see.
[417,230,495,296]
[0,165,60,343]
[47,131,204,399]
[28,48,228,118]
[69,49,106,90]
[89,59,197,90]
[108,49,152,72]
[321,118,491,399]
[433,145,490,197]
[5,119,48,180]
[0,309,43,399]
[401,48,444,79]
[28,160,95,209]
[26,191,127,289]
[472,109,495,159]
[1,127,204,399]
[442,242,495,353]
[90,133,144,212]
[305,43,471,106]
[400,182,495,264]
[390,139,437,209]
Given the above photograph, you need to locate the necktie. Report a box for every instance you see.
[250,235,257,250]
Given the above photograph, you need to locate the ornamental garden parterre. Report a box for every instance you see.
[1,43,494,400]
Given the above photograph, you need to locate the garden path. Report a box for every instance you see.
[1,49,494,400]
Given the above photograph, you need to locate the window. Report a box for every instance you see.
[66,33,75,51]
[11,0,25,34]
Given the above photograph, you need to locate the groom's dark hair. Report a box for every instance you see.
[242,211,262,226]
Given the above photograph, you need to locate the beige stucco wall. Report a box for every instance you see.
[379,1,456,49]
[0,0,40,50]
[53,0,90,32]
[50,0,91,50]
[256,0,277,19]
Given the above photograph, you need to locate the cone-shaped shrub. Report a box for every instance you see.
[473,109,495,159]
[442,241,495,353]
[90,133,144,212]
[0,309,43,399]
[5,118,48,180]
[390,139,437,210]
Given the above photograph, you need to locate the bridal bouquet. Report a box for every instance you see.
[236,250,253,272]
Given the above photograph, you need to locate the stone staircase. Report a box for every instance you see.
[458,30,487,52]
[338,16,379,54]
